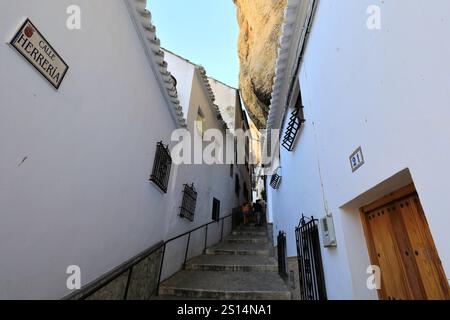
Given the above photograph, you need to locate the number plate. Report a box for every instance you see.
[350,147,365,172]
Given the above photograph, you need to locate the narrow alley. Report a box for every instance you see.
[1,0,450,305]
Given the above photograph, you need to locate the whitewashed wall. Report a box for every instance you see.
[0,0,183,299]
[161,52,236,280]
[209,78,252,206]
[269,0,450,299]
[208,78,237,134]
[163,51,195,119]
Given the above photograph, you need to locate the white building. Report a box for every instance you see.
[161,49,242,280]
[0,0,238,300]
[208,77,254,204]
[266,0,450,300]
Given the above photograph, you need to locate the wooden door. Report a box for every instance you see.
[361,184,449,300]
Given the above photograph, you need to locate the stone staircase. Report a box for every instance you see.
[158,224,291,300]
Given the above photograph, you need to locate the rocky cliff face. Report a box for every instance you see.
[234,0,287,129]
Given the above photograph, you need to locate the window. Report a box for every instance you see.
[196,109,205,136]
[180,183,197,222]
[212,198,221,222]
[270,167,282,190]
[149,141,172,193]
[235,174,240,196]
[282,93,305,152]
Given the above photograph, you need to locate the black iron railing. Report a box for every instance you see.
[63,241,165,300]
[156,213,233,295]
[277,231,288,279]
[65,212,234,300]
[295,215,327,300]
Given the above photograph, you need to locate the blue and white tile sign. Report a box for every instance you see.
[350,146,365,172]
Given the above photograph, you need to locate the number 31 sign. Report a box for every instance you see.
[350,147,365,172]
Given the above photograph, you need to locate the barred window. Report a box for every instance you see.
[282,94,305,152]
[270,167,282,190]
[212,198,220,222]
[149,141,172,193]
[180,183,197,222]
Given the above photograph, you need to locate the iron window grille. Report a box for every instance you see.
[282,105,305,152]
[149,141,172,193]
[269,167,282,189]
[180,183,197,222]
[212,198,221,222]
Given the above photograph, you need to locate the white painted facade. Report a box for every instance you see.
[267,0,450,299]
[0,0,236,300]
[207,77,254,204]
[208,78,238,134]
[161,50,239,280]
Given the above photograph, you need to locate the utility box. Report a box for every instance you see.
[320,215,337,248]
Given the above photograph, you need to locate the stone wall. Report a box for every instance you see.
[67,246,164,300]
[287,256,301,300]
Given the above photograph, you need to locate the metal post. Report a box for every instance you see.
[123,266,133,300]
[221,218,224,241]
[204,225,209,253]
[183,233,191,269]
[156,243,166,296]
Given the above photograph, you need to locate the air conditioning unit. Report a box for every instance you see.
[320,214,337,248]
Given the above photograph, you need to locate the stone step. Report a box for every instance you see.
[225,234,268,244]
[232,230,267,237]
[185,255,278,272]
[237,225,267,232]
[150,295,205,300]
[159,271,291,300]
[205,242,270,256]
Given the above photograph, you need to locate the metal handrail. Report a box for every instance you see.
[63,240,165,300]
[156,213,233,295]
[64,213,234,299]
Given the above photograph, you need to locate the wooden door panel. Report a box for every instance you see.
[388,202,426,299]
[366,207,411,300]
[361,185,449,300]
[399,195,450,299]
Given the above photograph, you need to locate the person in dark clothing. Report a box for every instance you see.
[253,200,263,226]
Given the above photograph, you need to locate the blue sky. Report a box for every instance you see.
[147,0,240,88]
